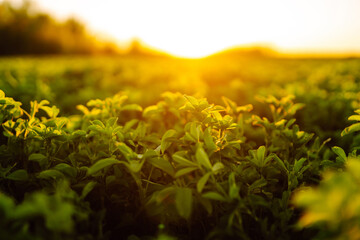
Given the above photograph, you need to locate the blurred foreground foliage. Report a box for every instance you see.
[294,109,360,240]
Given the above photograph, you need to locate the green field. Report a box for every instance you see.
[1,55,360,239]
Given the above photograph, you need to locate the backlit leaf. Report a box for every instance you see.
[341,123,360,136]
[332,146,347,162]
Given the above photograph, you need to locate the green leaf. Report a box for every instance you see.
[184,95,199,108]
[341,123,360,136]
[256,146,266,166]
[40,105,60,118]
[117,143,135,160]
[38,99,50,106]
[175,187,192,219]
[294,158,307,173]
[121,104,143,111]
[161,129,177,153]
[28,153,48,169]
[229,184,240,200]
[106,117,118,127]
[122,160,144,173]
[88,158,120,176]
[212,162,224,174]
[174,167,198,178]
[148,157,175,177]
[143,105,159,117]
[123,119,139,131]
[143,149,159,159]
[154,187,175,204]
[189,123,200,141]
[197,172,211,193]
[76,105,89,114]
[286,118,296,128]
[88,125,104,133]
[196,146,212,169]
[249,146,267,168]
[275,119,286,127]
[204,127,217,152]
[288,103,305,115]
[53,163,77,178]
[81,181,97,199]
[236,104,253,113]
[212,111,223,121]
[172,153,198,168]
[348,115,360,121]
[198,99,210,110]
[38,169,65,180]
[184,132,197,142]
[273,154,288,173]
[7,169,28,181]
[248,177,267,192]
[332,146,347,162]
[91,120,105,128]
[72,130,86,137]
[202,191,227,202]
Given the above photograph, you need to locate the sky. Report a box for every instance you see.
[5,0,360,58]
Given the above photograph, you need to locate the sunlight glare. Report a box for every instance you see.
[31,0,360,58]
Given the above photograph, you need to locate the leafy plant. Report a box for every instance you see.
[294,107,360,240]
[0,87,356,240]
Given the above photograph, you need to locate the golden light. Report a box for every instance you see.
[18,0,360,58]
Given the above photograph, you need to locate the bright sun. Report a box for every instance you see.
[31,0,360,58]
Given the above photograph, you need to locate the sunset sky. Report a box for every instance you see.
[6,0,360,58]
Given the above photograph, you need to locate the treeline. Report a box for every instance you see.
[0,1,119,55]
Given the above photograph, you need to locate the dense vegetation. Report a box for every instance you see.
[1,55,360,240]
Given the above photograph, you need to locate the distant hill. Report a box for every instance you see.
[124,39,171,58]
[206,46,278,59]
